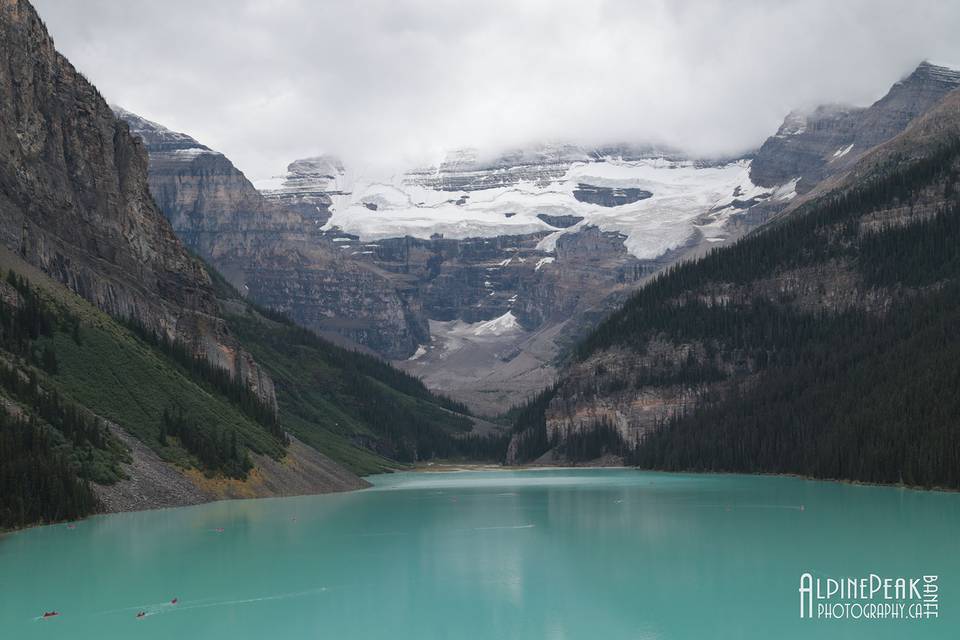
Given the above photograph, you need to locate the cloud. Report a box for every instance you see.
[33,0,960,179]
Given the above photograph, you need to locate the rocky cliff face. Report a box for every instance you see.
[116,110,428,359]
[408,144,593,192]
[0,0,274,404]
[114,107,312,260]
[750,62,960,192]
[406,143,686,193]
[370,223,688,414]
[259,156,340,226]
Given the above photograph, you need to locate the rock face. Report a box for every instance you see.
[572,184,652,207]
[536,213,584,228]
[260,156,341,226]
[0,0,274,405]
[329,224,655,330]
[114,107,310,261]
[750,62,960,192]
[239,246,429,358]
[116,110,428,359]
[409,144,593,192]
[376,223,686,414]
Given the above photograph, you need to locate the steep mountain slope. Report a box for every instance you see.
[0,0,277,405]
[0,242,367,530]
[509,87,960,488]
[0,228,492,530]
[114,109,427,359]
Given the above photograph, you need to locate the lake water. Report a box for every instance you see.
[1,469,957,639]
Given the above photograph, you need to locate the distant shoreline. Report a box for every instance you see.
[409,462,960,494]
[5,463,954,537]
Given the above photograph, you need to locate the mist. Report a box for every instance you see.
[33,0,960,180]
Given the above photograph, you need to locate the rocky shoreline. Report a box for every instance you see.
[94,424,369,516]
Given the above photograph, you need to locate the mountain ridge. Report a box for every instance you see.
[750,61,960,191]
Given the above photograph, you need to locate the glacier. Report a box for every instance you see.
[257,150,790,261]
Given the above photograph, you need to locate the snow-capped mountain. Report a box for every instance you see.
[254,145,795,414]
[257,147,794,260]
[250,62,960,414]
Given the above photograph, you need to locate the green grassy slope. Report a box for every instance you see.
[227,310,496,475]
[0,256,286,527]
[0,253,287,473]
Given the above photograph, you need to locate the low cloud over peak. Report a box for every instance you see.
[34,0,960,179]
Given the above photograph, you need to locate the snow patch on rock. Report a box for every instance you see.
[470,311,522,337]
[831,143,854,160]
[535,257,555,271]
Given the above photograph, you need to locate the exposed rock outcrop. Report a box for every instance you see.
[0,0,274,405]
[572,184,652,207]
[408,144,593,192]
[536,213,584,228]
[260,155,341,225]
[750,62,960,192]
[94,424,368,514]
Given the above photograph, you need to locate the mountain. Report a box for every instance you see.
[257,60,953,414]
[0,0,495,530]
[108,52,960,422]
[750,61,960,192]
[508,82,960,488]
[113,109,428,359]
[256,144,800,413]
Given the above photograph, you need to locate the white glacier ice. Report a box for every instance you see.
[258,152,785,261]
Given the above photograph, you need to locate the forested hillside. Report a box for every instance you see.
[0,252,292,529]
[226,300,507,475]
[510,96,960,489]
[0,245,503,529]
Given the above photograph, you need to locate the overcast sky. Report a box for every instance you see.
[33,0,960,180]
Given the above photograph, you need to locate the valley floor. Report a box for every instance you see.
[397,317,560,416]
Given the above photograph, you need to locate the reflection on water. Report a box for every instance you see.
[1,469,957,639]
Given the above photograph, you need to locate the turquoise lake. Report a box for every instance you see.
[1,469,958,639]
